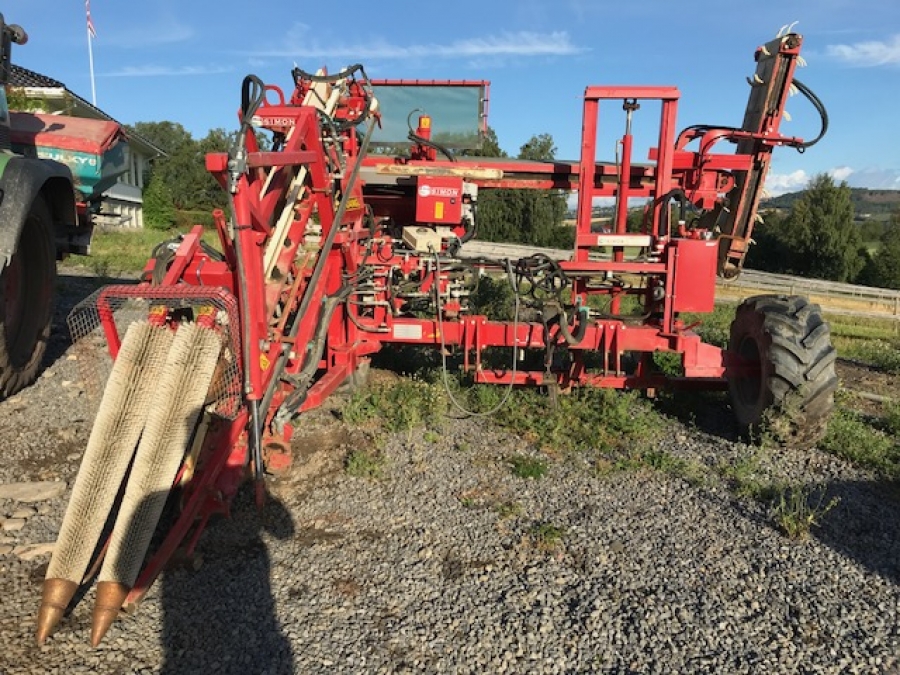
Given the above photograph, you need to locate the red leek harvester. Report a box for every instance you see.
[38,32,835,645]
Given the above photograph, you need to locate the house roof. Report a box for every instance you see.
[9,64,66,89]
[9,64,167,158]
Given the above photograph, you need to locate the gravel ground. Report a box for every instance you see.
[2,270,900,674]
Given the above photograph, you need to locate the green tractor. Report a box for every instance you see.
[0,12,125,398]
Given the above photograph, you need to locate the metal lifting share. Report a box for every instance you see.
[37,30,836,645]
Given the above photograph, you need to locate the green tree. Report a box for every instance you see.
[475,131,571,247]
[858,209,900,288]
[129,121,227,213]
[746,209,791,272]
[463,126,506,159]
[746,174,864,282]
[142,171,176,231]
[194,128,234,210]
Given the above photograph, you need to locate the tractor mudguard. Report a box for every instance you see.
[0,153,77,268]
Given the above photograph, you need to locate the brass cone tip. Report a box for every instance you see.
[36,578,79,645]
[90,581,130,647]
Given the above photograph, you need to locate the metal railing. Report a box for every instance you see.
[458,240,900,322]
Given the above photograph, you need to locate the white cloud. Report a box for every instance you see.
[252,27,587,61]
[764,170,810,196]
[766,166,900,195]
[826,34,900,66]
[103,65,231,78]
[842,167,900,189]
[830,166,854,181]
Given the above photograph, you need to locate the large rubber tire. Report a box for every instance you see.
[0,196,57,398]
[727,294,837,447]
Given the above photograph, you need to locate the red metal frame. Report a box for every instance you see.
[77,33,812,607]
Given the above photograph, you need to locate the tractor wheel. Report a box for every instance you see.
[727,294,837,447]
[0,196,56,399]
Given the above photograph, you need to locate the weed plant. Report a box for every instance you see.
[527,521,566,554]
[771,484,840,540]
[819,408,900,478]
[508,454,548,479]
[345,448,386,479]
[487,387,663,459]
[343,377,448,436]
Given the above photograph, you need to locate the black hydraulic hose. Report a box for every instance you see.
[147,239,177,285]
[291,64,374,129]
[276,284,353,415]
[241,75,266,126]
[147,236,225,285]
[792,78,828,150]
[657,188,687,239]
[292,63,367,84]
[228,74,267,479]
[406,109,456,161]
[266,118,379,429]
[676,78,828,154]
[557,306,589,346]
[459,200,477,245]
[408,131,456,161]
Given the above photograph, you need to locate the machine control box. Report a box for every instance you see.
[415,176,464,224]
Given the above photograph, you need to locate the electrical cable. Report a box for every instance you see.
[434,254,520,418]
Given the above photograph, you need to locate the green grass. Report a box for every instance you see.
[819,407,900,478]
[682,303,734,348]
[342,377,448,437]
[717,448,788,502]
[832,337,900,372]
[493,500,522,518]
[828,314,897,341]
[617,448,706,485]
[527,521,566,553]
[508,454,548,479]
[345,448,387,479]
[61,224,222,277]
[489,386,663,458]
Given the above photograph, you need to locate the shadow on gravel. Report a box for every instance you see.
[654,390,740,441]
[158,486,296,675]
[811,479,900,583]
[44,271,137,367]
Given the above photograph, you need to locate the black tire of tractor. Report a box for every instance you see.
[0,196,57,399]
[727,294,838,448]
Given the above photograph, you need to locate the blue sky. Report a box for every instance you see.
[5,0,899,195]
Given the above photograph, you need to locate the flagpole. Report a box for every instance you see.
[87,23,96,105]
[85,1,97,105]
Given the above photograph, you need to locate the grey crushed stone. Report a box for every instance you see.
[0,268,899,674]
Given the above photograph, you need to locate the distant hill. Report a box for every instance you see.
[762,188,900,220]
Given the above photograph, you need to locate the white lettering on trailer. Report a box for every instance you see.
[251,116,297,128]
[418,185,460,198]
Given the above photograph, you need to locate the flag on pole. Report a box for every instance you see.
[86,0,97,39]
